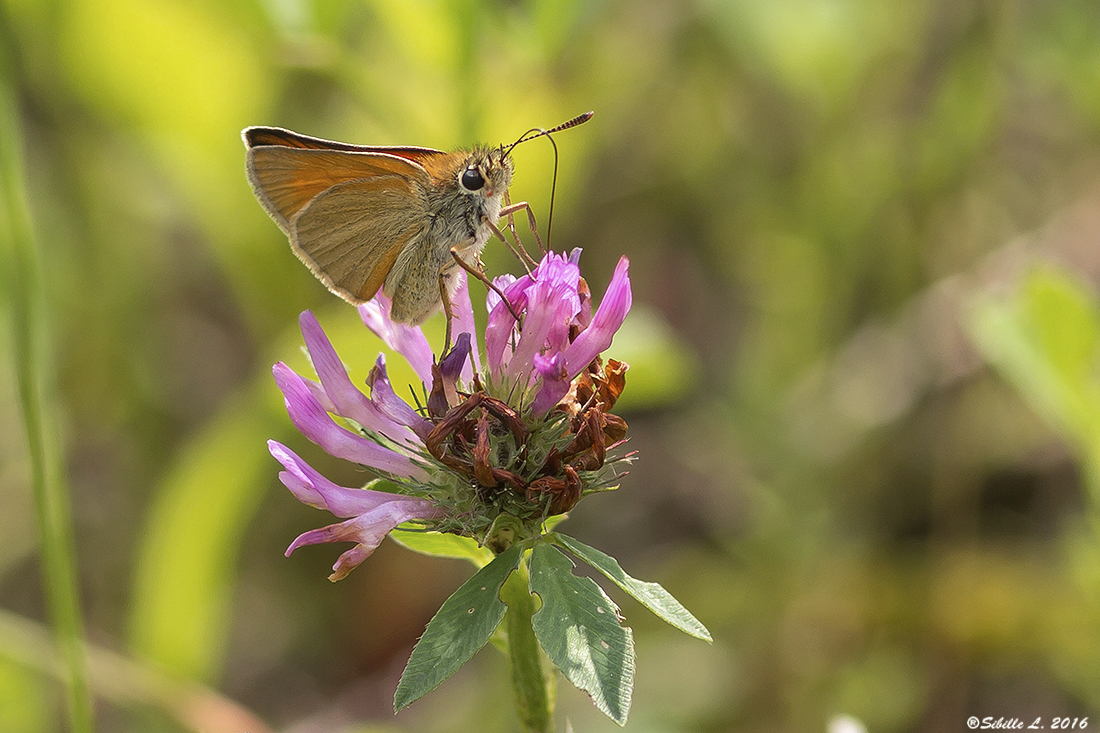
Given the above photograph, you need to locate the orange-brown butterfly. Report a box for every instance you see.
[243,113,593,326]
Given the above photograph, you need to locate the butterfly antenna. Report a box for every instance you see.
[503,111,595,156]
[501,111,594,250]
[545,134,561,249]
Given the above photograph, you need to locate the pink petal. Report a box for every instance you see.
[302,377,337,413]
[530,352,571,416]
[286,500,438,581]
[485,274,526,376]
[299,312,419,446]
[273,362,425,479]
[450,271,481,381]
[358,295,434,387]
[563,256,632,378]
[506,274,579,383]
[268,440,433,518]
[366,354,433,440]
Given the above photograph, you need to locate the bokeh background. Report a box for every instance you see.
[4,0,1100,731]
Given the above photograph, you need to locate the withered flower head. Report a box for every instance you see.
[270,250,633,579]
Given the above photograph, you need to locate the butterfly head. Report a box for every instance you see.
[456,146,514,202]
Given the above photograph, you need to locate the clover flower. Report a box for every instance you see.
[270,249,633,580]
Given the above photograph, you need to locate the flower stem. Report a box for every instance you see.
[501,555,553,733]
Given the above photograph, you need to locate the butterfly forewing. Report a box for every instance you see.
[244,126,447,159]
[246,147,433,232]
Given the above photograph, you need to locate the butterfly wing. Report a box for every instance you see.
[246,148,426,234]
[289,175,434,305]
[244,126,446,231]
[244,126,454,306]
[245,126,446,158]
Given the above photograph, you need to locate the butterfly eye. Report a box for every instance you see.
[460,167,485,191]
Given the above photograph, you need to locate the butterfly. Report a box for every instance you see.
[243,113,593,326]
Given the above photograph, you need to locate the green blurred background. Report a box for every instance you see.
[4,0,1100,731]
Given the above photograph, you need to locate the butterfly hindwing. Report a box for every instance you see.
[289,175,427,304]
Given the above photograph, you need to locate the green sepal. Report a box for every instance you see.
[528,542,635,726]
[362,477,402,493]
[388,513,570,568]
[541,513,570,533]
[389,526,494,567]
[394,543,524,711]
[550,532,712,642]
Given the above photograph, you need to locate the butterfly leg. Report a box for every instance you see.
[488,221,534,275]
[500,194,544,263]
[499,199,544,256]
[487,194,537,272]
[449,248,523,326]
[439,273,454,356]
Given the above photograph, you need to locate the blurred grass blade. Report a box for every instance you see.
[0,608,272,732]
[967,266,1100,495]
[128,387,277,681]
[0,47,94,733]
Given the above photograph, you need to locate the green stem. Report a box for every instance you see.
[501,556,554,733]
[0,39,94,733]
